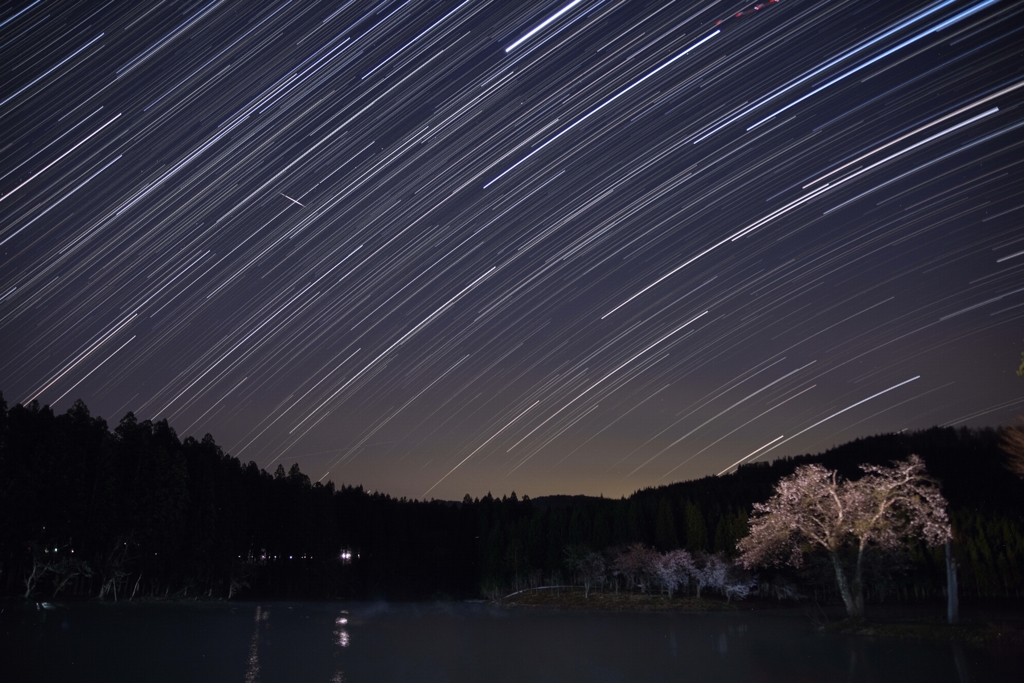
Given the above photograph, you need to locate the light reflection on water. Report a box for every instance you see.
[335,612,351,648]
[245,605,264,683]
[5,601,1021,682]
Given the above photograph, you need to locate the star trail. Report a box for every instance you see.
[1,0,1022,500]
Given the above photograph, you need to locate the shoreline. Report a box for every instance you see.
[498,588,737,612]
[494,589,1024,645]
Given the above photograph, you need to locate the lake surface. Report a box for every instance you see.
[3,600,1020,682]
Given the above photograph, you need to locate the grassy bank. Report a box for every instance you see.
[498,587,736,611]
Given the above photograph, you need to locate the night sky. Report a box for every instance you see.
[2,0,1022,500]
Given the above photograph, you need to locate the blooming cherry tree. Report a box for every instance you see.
[654,549,694,598]
[613,544,658,593]
[690,552,728,598]
[737,455,950,619]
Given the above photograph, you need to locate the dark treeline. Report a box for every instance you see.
[473,428,1024,603]
[2,392,1022,602]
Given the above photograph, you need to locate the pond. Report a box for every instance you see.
[3,600,1019,682]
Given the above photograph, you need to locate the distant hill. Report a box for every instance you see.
[632,426,1019,514]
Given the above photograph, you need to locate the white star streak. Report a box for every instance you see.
[0,113,121,204]
[53,336,136,405]
[507,311,708,453]
[745,376,923,463]
[425,400,539,497]
[746,0,1002,132]
[660,383,819,481]
[486,30,720,189]
[1,0,1019,498]
[290,267,497,436]
[0,33,105,113]
[26,314,137,403]
[505,0,588,53]
[717,435,786,477]
[629,360,816,476]
[0,0,41,31]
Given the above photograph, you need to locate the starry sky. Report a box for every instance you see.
[1,0,1022,500]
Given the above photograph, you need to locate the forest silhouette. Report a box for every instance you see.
[2,392,1021,603]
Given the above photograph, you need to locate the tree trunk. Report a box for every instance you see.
[53,574,73,598]
[829,552,862,619]
[852,546,866,619]
[23,561,40,598]
[130,573,142,601]
[945,541,959,624]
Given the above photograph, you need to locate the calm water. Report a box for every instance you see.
[3,600,1020,682]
